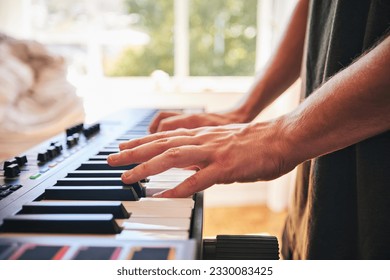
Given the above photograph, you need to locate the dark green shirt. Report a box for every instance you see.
[282,0,390,259]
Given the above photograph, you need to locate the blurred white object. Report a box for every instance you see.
[151,70,171,93]
[0,33,84,161]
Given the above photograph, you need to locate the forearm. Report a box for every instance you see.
[235,0,309,122]
[280,35,390,167]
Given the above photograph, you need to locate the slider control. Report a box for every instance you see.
[66,123,84,136]
[15,155,28,166]
[4,163,20,178]
[3,160,17,170]
[83,123,101,138]
[37,151,49,163]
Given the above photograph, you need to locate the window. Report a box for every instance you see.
[189,0,257,76]
[1,0,295,92]
[105,0,174,77]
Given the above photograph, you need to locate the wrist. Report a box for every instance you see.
[276,112,315,169]
[237,118,301,180]
[229,106,255,123]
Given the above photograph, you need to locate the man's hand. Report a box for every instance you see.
[148,110,246,133]
[108,121,295,198]
[148,0,310,134]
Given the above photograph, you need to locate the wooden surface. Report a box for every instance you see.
[203,205,287,246]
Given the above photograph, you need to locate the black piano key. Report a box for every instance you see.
[67,171,124,177]
[131,130,148,134]
[44,186,139,201]
[55,178,124,186]
[127,182,145,198]
[89,155,109,161]
[1,214,122,234]
[77,161,137,170]
[54,179,145,198]
[19,201,130,219]
[66,171,148,183]
[91,154,131,161]
[97,150,118,155]
[116,135,145,141]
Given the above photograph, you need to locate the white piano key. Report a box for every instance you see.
[118,217,191,231]
[116,230,189,241]
[44,197,195,208]
[143,182,179,197]
[151,168,196,177]
[144,182,180,188]
[144,188,193,198]
[124,206,192,218]
[145,188,168,197]
[122,198,194,208]
[148,176,191,182]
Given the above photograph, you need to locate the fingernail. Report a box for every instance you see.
[121,171,133,180]
[152,191,167,198]
[107,153,120,162]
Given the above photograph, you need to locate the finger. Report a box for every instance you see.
[157,116,191,132]
[157,114,202,132]
[119,129,192,151]
[157,119,181,132]
[149,111,180,133]
[153,167,217,198]
[121,146,209,184]
[108,136,200,166]
[184,165,200,171]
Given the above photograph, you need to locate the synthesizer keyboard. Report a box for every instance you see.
[0,108,203,260]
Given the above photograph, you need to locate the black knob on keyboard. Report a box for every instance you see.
[3,160,17,170]
[47,146,57,158]
[83,123,101,138]
[73,133,80,144]
[50,142,63,154]
[15,155,28,166]
[203,235,279,260]
[4,163,20,178]
[54,143,63,153]
[37,151,49,163]
[66,136,75,147]
[66,123,84,136]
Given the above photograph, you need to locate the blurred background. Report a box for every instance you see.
[0,0,299,239]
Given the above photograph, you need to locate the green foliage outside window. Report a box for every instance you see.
[105,0,174,76]
[105,0,257,77]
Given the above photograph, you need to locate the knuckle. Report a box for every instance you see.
[140,162,149,172]
[156,130,169,139]
[185,175,198,189]
[133,162,149,178]
[155,137,169,145]
[159,120,171,131]
[130,138,142,147]
[177,128,190,135]
[165,147,181,159]
[121,149,133,160]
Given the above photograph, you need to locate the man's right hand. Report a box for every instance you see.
[149,110,245,133]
